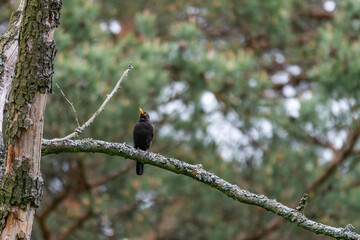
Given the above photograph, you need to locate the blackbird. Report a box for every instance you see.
[133,108,153,175]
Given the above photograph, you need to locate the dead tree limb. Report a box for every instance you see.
[42,138,360,240]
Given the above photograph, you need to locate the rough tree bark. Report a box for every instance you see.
[0,0,62,239]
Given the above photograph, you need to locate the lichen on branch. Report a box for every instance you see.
[42,138,360,240]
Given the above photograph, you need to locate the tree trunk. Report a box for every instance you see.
[0,0,62,239]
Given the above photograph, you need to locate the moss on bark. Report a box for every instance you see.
[6,0,62,144]
[0,0,62,235]
[0,159,43,229]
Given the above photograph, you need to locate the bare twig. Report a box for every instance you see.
[56,83,80,127]
[52,63,133,141]
[345,224,355,232]
[295,193,309,213]
[41,138,360,240]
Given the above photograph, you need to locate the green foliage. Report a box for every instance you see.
[59,0,101,43]
[170,22,202,40]
[0,0,16,23]
[135,12,157,39]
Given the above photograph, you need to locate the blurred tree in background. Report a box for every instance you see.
[2,0,360,239]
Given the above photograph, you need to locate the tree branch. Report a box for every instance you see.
[41,138,360,240]
[51,63,133,141]
[56,83,80,127]
[238,126,360,240]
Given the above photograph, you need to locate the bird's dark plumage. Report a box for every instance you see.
[133,108,153,175]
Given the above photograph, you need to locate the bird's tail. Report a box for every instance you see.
[136,161,144,175]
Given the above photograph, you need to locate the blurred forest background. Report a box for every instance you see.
[1,0,360,239]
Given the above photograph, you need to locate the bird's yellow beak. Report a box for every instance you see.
[139,108,145,114]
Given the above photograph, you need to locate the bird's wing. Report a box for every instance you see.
[133,123,141,148]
